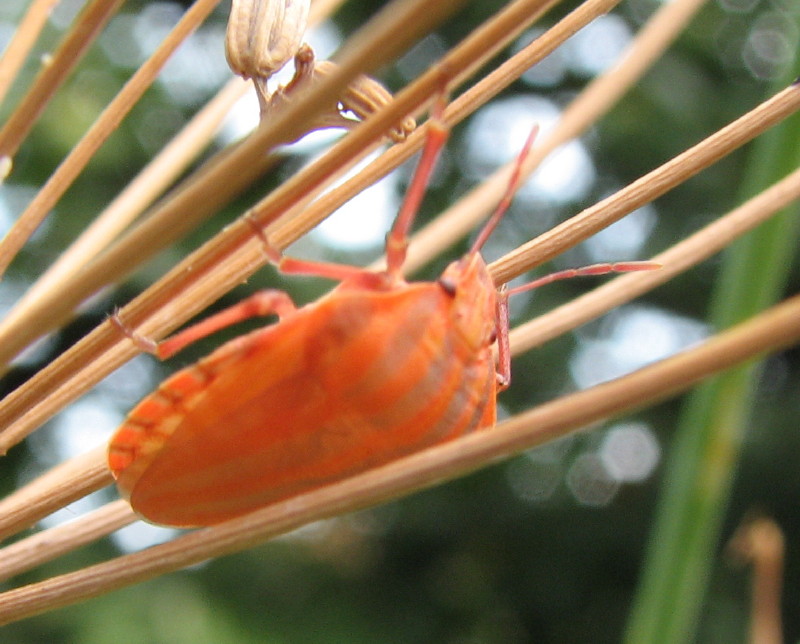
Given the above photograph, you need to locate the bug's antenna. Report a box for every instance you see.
[385,94,450,278]
[468,127,660,289]
[506,261,662,296]
[470,125,539,255]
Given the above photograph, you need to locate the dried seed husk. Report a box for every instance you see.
[263,46,416,143]
[225,0,310,80]
[315,60,417,142]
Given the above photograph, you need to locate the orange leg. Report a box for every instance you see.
[243,94,453,287]
[385,95,450,277]
[112,289,297,360]
[244,213,388,287]
[495,286,511,391]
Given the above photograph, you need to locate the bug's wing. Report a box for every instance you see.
[114,306,329,526]
[119,285,495,527]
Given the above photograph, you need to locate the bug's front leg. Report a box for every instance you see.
[112,289,297,361]
[494,286,511,392]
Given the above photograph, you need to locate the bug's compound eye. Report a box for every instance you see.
[438,276,458,297]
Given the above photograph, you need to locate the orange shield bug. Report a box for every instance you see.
[108,101,658,527]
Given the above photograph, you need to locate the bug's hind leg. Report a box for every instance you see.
[112,289,297,360]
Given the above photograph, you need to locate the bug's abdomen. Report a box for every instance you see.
[111,284,496,526]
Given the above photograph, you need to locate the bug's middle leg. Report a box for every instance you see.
[244,213,390,288]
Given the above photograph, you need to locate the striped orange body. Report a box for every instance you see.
[108,253,498,527]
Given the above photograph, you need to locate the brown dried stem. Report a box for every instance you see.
[491,82,800,284]
[0,0,62,107]
[0,501,134,583]
[0,0,226,278]
[0,0,126,159]
[0,0,564,448]
[0,291,798,625]
[0,446,110,541]
[0,163,795,579]
[508,164,800,354]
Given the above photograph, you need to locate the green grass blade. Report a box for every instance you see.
[623,67,800,644]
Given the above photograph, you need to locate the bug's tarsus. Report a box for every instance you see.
[110,312,160,357]
[244,212,283,266]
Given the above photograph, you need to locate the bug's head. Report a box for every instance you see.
[438,251,497,351]
[433,125,539,352]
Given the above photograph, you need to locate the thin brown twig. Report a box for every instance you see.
[0,0,347,367]
[0,0,226,278]
[0,0,557,447]
[0,446,110,542]
[0,291,798,625]
[508,164,800,354]
[490,82,800,284]
[0,0,125,159]
[0,501,134,583]
[0,0,61,107]
[0,160,796,571]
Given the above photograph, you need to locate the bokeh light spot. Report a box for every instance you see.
[600,422,661,482]
[566,453,619,507]
[568,14,633,77]
[463,96,596,206]
[570,305,708,388]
